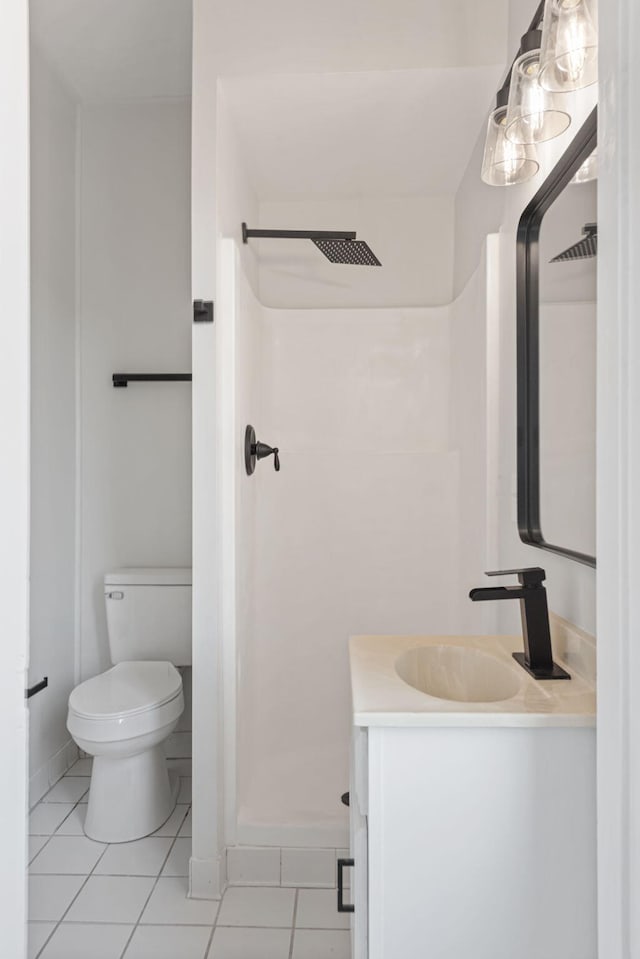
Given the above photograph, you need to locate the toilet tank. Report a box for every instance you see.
[104,568,192,666]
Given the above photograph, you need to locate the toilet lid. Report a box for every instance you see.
[69,662,182,720]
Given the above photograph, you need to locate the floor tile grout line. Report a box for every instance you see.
[28,833,54,866]
[119,811,187,958]
[214,923,296,930]
[39,785,90,805]
[288,888,299,959]
[32,836,111,959]
[29,791,85,841]
[31,871,191,878]
[209,882,225,934]
[203,912,218,959]
[32,917,347,929]
[213,923,347,931]
[32,920,58,959]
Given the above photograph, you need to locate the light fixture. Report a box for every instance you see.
[570,148,597,184]
[538,0,598,92]
[481,86,540,187]
[505,30,571,144]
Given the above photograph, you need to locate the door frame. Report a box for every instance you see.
[0,0,30,953]
[597,1,640,955]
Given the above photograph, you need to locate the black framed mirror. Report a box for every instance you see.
[516,107,597,568]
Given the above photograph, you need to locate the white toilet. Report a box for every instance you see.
[67,567,191,843]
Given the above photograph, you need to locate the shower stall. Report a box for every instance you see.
[207,71,503,862]
[217,234,500,853]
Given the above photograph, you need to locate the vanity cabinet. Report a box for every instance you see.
[347,634,597,959]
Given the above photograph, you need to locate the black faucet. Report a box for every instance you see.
[469,568,570,680]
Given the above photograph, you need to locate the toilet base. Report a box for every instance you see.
[84,745,179,843]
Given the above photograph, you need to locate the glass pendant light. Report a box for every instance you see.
[505,30,571,144]
[481,86,539,186]
[538,0,598,92]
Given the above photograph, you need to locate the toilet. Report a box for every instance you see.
[67,567,191,843]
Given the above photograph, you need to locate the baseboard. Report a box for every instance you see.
[29,739,79,809]
[226,845,350,889]
[237,820,349,849]
[189,855,225,900]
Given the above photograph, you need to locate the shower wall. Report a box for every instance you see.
[231,257,494,847]
[257,196,455,309]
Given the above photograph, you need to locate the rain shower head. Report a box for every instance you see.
[241,222,382,266]
[311,237,381,266]
[550,222,597,263]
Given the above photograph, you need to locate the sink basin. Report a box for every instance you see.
[395,644,522,703]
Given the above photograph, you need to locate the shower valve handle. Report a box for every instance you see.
[254,441,280,472]
[245,424,281,474]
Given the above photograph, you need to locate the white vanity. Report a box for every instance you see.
[347,624,596,959]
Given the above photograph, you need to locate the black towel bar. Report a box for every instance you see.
[112,373,192,388]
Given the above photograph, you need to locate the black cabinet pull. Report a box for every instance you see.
[337,858,354,913]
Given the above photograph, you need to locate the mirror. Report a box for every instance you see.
[516,109,597,567]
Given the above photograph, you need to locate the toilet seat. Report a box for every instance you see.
[69,661,182,718]
[67,662,183,744]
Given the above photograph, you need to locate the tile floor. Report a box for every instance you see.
[28,761,350,959]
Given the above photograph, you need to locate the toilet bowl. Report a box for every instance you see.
[68,661,184,842]
[67,567,192,843]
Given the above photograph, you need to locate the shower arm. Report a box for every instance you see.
[242,223,356,243]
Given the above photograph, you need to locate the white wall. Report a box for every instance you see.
[29,44,78,803]
[453,128,505,298]
[216,90,259,292]
[257,196,454,309]
[0,0,30,950]
[77,100,193,681]
[449,238,500,633]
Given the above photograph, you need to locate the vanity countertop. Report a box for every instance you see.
[349,633,596,728]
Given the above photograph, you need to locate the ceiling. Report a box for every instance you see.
[30,0,509,197]
[30,0,193,101]
[222,66,505,199]
[205,0,509,75]
[31,0,508,102]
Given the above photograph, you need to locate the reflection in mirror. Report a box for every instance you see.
[538,149,596,559]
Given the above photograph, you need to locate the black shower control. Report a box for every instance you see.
[245,425,280,475]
